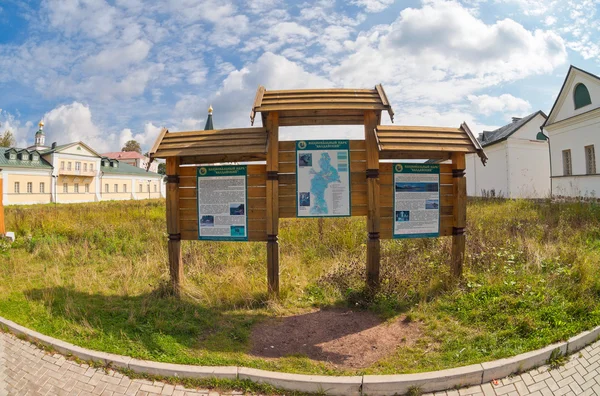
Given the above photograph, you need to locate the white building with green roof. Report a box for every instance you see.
[0,122,164,205]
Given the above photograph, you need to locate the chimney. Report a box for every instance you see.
[512,117,522,123]
[478,133,484,141]
[51,142,57,149]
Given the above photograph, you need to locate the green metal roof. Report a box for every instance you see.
[204,113,214,130]
[0,148,53,169]
[101,160,161,177]
[40,143,80,154]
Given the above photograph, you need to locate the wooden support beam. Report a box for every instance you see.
[166,157,183,296]
[364,110,381,288]
[0,172,5,236]
[451,152,466,279]
[266,112,280,296]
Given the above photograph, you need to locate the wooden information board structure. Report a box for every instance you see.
[149,85,487,295]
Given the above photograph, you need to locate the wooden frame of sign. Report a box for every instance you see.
[149,85,487,296]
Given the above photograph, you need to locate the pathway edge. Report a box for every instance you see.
[0,316,598,396]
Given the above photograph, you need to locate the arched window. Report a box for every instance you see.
[574,83,592,109]
[536,131,547,141]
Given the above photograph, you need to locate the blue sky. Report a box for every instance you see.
[0,0,599,152]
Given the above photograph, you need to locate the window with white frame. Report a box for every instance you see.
[139,184,143,192]
[105,184,109,193]
[123,184,127,193]
[154,184,157,192]
[563,150,572,176]
[114,184,118,193]
[40,182,45,193]
[60,161,65,170]
[67,162,72,170]
[32,154,39,161]
[83,163,87,172]
[85,184,89,193]
[90,164,94,171]
[27,182,32,193]
[75,162,81,171]
[585,145,596,175]
[14,182,19,193]
[63,183,68,193]
[74,183,79,193]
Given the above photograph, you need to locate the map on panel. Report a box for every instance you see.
[296,140,351,217]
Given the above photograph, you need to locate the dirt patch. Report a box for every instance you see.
[249,309,422,369]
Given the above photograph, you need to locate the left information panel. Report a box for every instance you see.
[197,165,248,241]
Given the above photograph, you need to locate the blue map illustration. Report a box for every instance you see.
[309,152,341,215]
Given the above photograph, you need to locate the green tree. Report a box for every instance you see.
[121,140,142,153]
[0,130,16,147]
[158,162,166,175]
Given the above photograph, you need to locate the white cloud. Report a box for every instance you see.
[331,0,567,103]
[83,40,152,71]
[0,110,34,147]
[42,102,114,152]
[44,0,119,39]
[467,94,532,116]
[119,122,162,151]
[544,16,557,26]
[352,0,395,13]
[495,0,556,16]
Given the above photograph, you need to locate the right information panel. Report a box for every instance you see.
[393,163,440,238]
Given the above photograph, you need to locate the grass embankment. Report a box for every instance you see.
[1,199,599,376]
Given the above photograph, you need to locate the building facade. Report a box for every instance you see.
[544,66,600,198]
[102,151,159,173]
[0,122,164,205]
[466,111,550,198]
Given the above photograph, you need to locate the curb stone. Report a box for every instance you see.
[128,359,237,379]
[238,367,362,396]
[566,326,600,353]
[362,363,483,396]
[481,342,567,383]
[0,316,598,396]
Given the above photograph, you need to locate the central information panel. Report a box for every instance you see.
[296,140,351,217]
[197,165,248,241]
[393,163,440,239]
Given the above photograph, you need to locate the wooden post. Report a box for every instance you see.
[451,152,467,278]
[0,171,5,236]
[364,111,381,288]
[166,157,183,296]
[266,112,280,295]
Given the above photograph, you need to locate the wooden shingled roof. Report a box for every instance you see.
[375,123,487,164]
[149,127,268,164]
[251,85,395,127]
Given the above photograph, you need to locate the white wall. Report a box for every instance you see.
[506,140,550,198]
[466,141,509,198]
[547,115,600,197]
[553,73,600,124]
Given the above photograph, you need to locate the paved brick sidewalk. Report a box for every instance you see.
[424,339,600,396]
[1,331,599,396]
[0,333,253,396]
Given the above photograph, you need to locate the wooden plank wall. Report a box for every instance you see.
[178,165,268,241]
[278,140,368,218]
[379,163,454,239]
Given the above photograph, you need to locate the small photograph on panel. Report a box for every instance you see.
[200,215,215,227]
[230,203,245,216]
[395,211,410,222]
[299,192,310,207]
[299,153,312,167]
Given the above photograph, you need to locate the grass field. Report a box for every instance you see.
[1,199,600,376]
